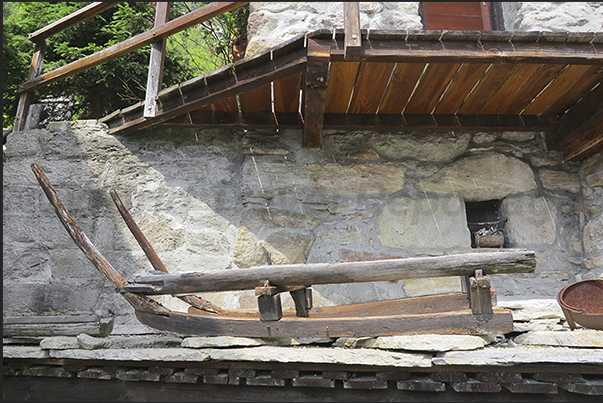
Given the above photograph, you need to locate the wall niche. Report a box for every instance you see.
[465,199,506,248]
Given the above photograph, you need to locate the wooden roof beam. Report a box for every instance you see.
[317,35,603,65]
[302,39,331,148]
[546,81,603,161]
[344,2,362,59]
[109,46,307,135]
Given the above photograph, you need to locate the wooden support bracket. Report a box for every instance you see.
[256,281,283,322]
[290,287,313,317]
[469,269,493,316]
[302,38,331,148]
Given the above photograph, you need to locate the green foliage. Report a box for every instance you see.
[2,2,250,127]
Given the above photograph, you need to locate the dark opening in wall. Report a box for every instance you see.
[465,199,506,248]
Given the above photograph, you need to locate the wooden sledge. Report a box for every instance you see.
[31,162,536,337]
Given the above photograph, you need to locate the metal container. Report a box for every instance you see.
[557,279,603,330]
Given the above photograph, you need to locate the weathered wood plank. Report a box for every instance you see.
[458,63,519,114]
[547,81,603,161]
[20,2,249,93]
[322,113,552,132]
[3,319,114,337]
[500,63,568,115]
[434,63,490,114]
[348,62,395,114]
[404,62,461,114]
[14,41,46,132]
[110,47,307,134]
[129,249,535,295]
[143,2,171,118]
[377,62,426,114]
[324,37,603,65]
[524,64,603,115]
[478,63,544,114]
[239,83,272,112]
[274,72,302,113]
[161,111,300,129]
[28,2,117,42]
[136,308,514,337]
[324,61,359,113]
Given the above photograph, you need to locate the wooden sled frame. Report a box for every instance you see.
[31,162,536,337]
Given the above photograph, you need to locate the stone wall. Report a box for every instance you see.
[3,2,603,335]
[246,2,422,56]
[4,122,600,334]
[501,2,603,32]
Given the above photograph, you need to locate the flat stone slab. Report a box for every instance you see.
[433,346,603,366]
[334,334,495,352]
[182,336,266,348]
[40,336,80,350]
[45,345,432,367]
[514,330,603,347]
[205,346,433,368]
[497,298,565,321]
[3,346,50,359]
[49,348,211,362]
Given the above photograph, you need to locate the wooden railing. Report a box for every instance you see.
[14,1,249,132]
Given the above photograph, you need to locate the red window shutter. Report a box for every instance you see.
[420,2,493,30]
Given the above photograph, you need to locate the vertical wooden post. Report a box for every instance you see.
[343,2,362,59]
[469,269,493,316]
[302,39,330,148]
[144,2,171,118]
[14,41,46,132]
[290,287,312,317]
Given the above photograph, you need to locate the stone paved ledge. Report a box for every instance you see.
[4,298,603,398]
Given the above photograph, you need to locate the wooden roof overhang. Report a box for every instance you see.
[100,29,603,161]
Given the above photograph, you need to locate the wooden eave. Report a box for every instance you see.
[100,29,603,161]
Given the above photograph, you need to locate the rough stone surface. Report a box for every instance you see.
[342,334,494,352]
[403,277,462,297]
[371,132,471,162]
[502,2,603,32]
[206,346,433,367]
[49,348,212,362]
[378,195,471,250]
[246,2,422,57]
[182,336,265,348]
[3,346,50,359]
[514,330,603,348]
[502,196,558,246]
[263,230,315,264]
[39,336,80,350]
[434,346,603,366]
[3,122,599,332]
[417,153,537,202]
[496,298,565,322]
[539,170,580,193]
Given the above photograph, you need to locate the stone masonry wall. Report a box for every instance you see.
[4,123,600,334]
[246,2,422,57]
[4,2,603,335]
[501,2,603,32]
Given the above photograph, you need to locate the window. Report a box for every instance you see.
[420,2,504,31]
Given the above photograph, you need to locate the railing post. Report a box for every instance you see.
[144,2,171,118]
[14,41,46,132]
